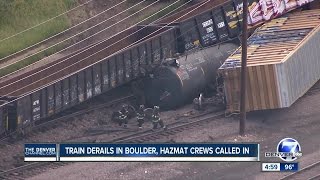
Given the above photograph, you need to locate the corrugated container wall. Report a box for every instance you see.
[219,9,320,113]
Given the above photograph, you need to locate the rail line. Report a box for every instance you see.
[280,161,320,180]
[0,109,225,179]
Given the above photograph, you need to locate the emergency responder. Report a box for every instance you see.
[136,105,145,129]
[152,106,166,130]
[118,105,129,128]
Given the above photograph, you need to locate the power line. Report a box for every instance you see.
[0,0,161,80]
[0,0,128,62]
[0,0,94,43]
[0,0,211,108]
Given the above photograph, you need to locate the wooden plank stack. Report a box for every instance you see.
[218,9,320,113]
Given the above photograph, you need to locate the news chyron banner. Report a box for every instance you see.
[25,143,260,162]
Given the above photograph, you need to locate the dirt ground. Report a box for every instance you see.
[26,80,320,180]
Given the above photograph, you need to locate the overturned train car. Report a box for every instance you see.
[144,40,240,109]
[0,0,316,134]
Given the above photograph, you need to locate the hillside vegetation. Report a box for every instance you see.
[0,0,76,59]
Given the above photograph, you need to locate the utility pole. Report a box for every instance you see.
[240,0,248,136]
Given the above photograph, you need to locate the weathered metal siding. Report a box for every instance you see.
[115,55,124,86]
[123,50,132,82]
[138,44,148,69]
[152,37,162,64]
[62,78,70,109]
[17,95,31,127]
[131,47,140,78]
[276,26,320,108]
[93,63,102,96]
[101,60,110,92]
[70,74,78,106]
[77,71,85,103]
[160,29,176,59]
[54,81,63,113]
[146,41,153,65]
[219,9,320,112]
[40,88,47,118]
[179,19,201,51]
[233,0,244,27]
[212,7,229,41]
[47,85,55,116]
[223,2,240,37]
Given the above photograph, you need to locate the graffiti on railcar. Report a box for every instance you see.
[223,3,240,37]
[93,64,101,95]
[94,73,101,95]
[234,0,244,26]
[32,99,40,121]
[286,0,298,10]
[247,0,314,25]
[32,91,41,121]
[248,1,263,24]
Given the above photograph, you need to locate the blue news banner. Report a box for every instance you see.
[24,143,260,162]
[262,163,299,172]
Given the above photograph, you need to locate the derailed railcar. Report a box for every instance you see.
[3,25,177,132]
[1,0,316,134]
[159,0,244,53]
[144,39,240,109]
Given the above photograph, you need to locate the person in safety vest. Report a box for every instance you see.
[118,105,129,128]
[152,106,166,130]
[136,105,145,129]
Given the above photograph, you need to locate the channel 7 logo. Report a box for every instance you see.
[265,138,302,162]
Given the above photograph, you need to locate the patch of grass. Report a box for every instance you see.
[0,0,77,59]
[0,44,65,77]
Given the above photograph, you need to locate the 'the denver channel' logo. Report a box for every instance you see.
[265,138,302,162]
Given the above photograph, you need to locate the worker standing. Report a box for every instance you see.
[136,105,145,129]
[118,105,129,128]
[152,106,166,130]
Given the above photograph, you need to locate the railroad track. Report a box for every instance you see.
[0,109,225,179]
[280,161,320,180]
[0,94,135,143]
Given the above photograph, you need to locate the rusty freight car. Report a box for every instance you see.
[219,9,320,113]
